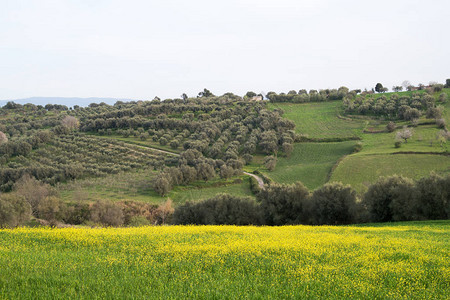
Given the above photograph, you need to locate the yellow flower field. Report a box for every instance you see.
[0,221,448,299]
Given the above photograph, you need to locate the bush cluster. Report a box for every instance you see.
[267,87,352,103]
[173,173,450,226]
[0,174,176,228]
[343,92,441,121]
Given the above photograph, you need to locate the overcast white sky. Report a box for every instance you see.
[1,0,449,100]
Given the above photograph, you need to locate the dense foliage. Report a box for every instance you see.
[0,133,168,192]
[267,86,352,103]
[173,173,449,226]
[343,90,445,120]
[0,94,295,195]
[173,194,262,225]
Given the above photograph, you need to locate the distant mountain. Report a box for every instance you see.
[0,97,139,108]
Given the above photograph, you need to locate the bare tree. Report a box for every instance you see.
[396,127,413,143]
[61,115,80,131]
[402,80,411,90]
[0,131,7,144]
[13,174,53,216]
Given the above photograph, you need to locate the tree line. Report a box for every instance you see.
[266,87,354,103]
[343,90,447,121]
[3,172,447,228]
[0,174,174,228]
[173,173,450,225]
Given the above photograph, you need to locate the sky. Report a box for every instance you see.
[0,0,449,101]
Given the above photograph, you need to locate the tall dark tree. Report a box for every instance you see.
[310,182,358,225]
[375,83,384,93]
[363,175,416,222]
[258,182,310,225]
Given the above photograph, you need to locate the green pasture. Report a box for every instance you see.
[91,133,181,154]
[268,101,365,138]
[264,141,355,189]
[330,153,450,193]
[358,124,448,155]
[58,170,253,205]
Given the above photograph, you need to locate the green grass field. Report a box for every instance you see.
[92,133,182,154]
[269,101,365,138]
[330,154,450,193]
[170,178,254,203]
[264,141,356,189]
[58,170,253,205]
[0,221,448,299]
[359,124,448,155]
[269,90,450,192]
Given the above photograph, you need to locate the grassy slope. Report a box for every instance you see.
[263,141,355,189]
[360,125,448,154]
[330,92,450,192]
[269,101,365,138]
[270,90,450,191]
[58,170,253,205]
[330,154,450,193]
[58,90,450,203]
[0,221,448,299]
[91,133,182,154]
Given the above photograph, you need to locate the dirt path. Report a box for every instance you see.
[243,172,265,190]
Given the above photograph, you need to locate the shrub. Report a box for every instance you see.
[61,115,80,131]
[0,193,31,228]
[258,182,310,225]
[37,196,66,225]
[353,142,363,153]
[363,175,416,222]
[436,118,446,129]
[394,141,402,148]
[249,176,262,195]
[0,131,7,144]
[264,155,277,171]
[173,194,263,225]
[13,174,53,217]
[63,202,90,225]
[414,173,449,220]
[309,182,358,225]
[118,201,157,225]
[386,122,396,132]
[90,201,124,227]
[154,199,174,225]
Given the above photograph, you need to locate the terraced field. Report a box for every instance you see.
[269,90,450,193]
[268,101,365,139]
[264,141,355,189]
[330,153,450,193]
[58,169,253,204]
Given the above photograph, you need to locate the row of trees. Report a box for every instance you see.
[0,133,168,192]
[266,87,352,103]
[153,149,243,196]
[2,172,448,228]
[0,174,174,228]
[174,173,450,225]
[343,91,446,120]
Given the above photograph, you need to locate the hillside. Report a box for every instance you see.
[266,88,450,193]
[0,87,449,226]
